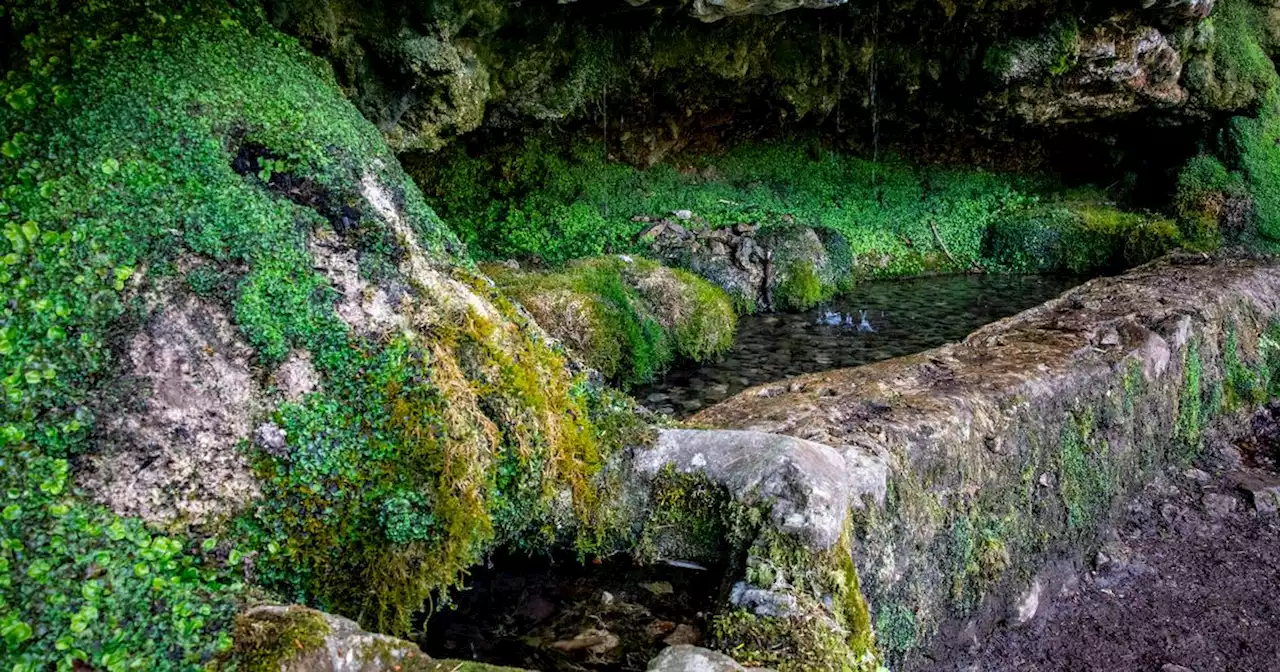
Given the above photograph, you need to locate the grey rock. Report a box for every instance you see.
[255,422,290,458]
[729,581,799,618]
[236,605,429,672]
[647,645,751,672]
[79,294,261,526]
[636,429,862,550]
[273,349,319,401]
[1183,467,1211,484]
[1202,492,1239,518]
[1236,474,1280,516]
[1009,579,1042,627]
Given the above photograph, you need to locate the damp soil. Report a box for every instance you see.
[935,407,1280,672]
[634,274,1081,418]
[421,554,725,671]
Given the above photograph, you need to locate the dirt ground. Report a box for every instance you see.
[944,410,1280,672]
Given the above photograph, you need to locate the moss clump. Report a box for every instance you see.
[775,261,830,311]
[219,608,331,672]
[1174,154,1248,247]
[984,196,1181,274]
[982,17,1079,81]
[712,526,879,672]
[487,257,736,387]
[1175,338,1206,461]
[1225,322,1267,410]
[1185,0,1278,112]
[1229,94,1280,242]
[1058,409,1118,533]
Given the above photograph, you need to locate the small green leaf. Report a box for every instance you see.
[100,158,120,175]
[1,618,32,648]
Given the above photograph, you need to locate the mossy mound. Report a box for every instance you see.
[983,195,1182,274]
[0,3,645,668]
[485,256,736,387]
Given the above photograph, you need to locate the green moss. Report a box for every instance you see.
[1058,409,1117,533]
[775,261,829,312]
[1225,321,1266,410]
[873,603,918,656]
[1174,154,1247,247]
[637,467,740,564]
[488,257,735,387]
[984,196,1181,274]
[1185,0,1278,112]
[219,608,331,672]
[1229,93,1280,242]
[1174,338,1206,463]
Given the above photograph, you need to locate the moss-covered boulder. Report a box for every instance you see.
[0,4,646,668]
[485,256,736,386]
[693,254,1280,667]
[220,605,526,672]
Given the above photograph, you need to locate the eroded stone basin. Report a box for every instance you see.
[635,275,1081,417]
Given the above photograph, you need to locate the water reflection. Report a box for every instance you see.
[633,274,1081,418]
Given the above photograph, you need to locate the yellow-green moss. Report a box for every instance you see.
[487,257,736,387]
[219,608,331,672]
[775,261,830,312]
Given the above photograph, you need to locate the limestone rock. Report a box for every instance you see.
[229,605,527,671]
[79,294,260,526]
[693,255,1280,664]
[647,645,753,672]
[644,223,844,312]
[1001,24,1187,124]
[635,429,881,550]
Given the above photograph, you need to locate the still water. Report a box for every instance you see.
[634,274,1081,418]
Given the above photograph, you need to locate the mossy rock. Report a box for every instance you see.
[984,199,1182,274]
[485,256,737,387]
[0,4,648,667]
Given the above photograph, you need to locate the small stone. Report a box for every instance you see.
[1161,665,1194,672]
[1038,473,1054,488]
[1183,468,1211,484]
[642,581,675,596]
[663,623,701,647]
[1010,579,1042,627]
[1233,472,1280,516]
[601,591,615,606]
[672,209,693,220]
[550,628,619,654]
[1099,328,1122,346]
[647,620,677,638]
[647,645,750,672]
[1202,492,1239,518]
[255,422,288,458]
[729,582,798,618]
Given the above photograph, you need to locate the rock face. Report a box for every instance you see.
[641,220,846,312]
[80,293,261,526]
[996,24,1188,124]
[692,254,1280,667]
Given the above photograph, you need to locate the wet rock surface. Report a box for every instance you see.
[942,419,1280,672]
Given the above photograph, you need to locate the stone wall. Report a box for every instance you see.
[683,254,1280,666]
